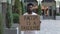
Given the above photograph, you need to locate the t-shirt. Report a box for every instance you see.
[23,12,37,15]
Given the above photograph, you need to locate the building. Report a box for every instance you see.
[41,0,56,19]
[59,2,60,13]
[0,0,60,24]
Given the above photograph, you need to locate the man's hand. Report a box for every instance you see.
[40,21,41,23]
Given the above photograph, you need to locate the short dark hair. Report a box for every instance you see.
[27,3,33,7]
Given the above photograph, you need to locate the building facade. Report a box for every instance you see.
[41,0,56,19]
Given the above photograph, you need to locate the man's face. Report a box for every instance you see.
[28,5,33,11]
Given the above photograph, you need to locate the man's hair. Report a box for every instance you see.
[27,3,34,7]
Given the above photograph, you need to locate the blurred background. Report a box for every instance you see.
[0,0,60,34]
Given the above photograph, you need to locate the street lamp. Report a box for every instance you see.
[37,0,42,5]
[37,0,40,5]
[55,0,59,13]
[20,0,21,1]
[55,0,60,8]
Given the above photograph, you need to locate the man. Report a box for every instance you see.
[21,3,40,34]
[23,3,37,15]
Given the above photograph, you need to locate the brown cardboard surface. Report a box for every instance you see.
[19,15,40,31]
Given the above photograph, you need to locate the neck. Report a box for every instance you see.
[28,12,32,14]
[27,10,32,14]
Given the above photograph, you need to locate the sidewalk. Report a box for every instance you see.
[4,20,60,34]
[40,16,60,20]
[39,20,60,34]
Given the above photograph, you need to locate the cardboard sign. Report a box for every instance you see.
[19,15,40,31]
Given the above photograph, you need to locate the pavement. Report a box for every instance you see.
[4,28,17,34]
[4,20,60,34]
[40,16,60,20]
[37,20,60,34]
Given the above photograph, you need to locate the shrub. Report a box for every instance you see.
[13,13,19,23]
[0,13,3,34]
[56,13,60,16]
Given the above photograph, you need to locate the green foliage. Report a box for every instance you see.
[21,2,24,15]
[0,13,3,34]
[13,13,19,23]
[56,13,60,16]
[6,0,13,28]
[13,0,23,23]
[37,4,41,15]
[14,0,22,15]
[6,11,12,28]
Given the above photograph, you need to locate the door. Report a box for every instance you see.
[42,6,56,19]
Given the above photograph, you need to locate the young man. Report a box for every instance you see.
[23,3,37,15]
[21,3,40,34]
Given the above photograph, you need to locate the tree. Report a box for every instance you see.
[0,12,3,34]
[37,4,41,15]
[6,0,13,28]
[14,0,22,15]
[13,0,23,23]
